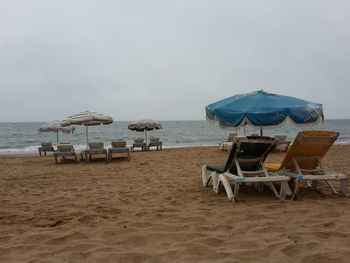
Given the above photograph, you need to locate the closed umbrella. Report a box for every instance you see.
[206,90,324,135]
[62,111,113,146]
[128,118,163,143]
[38,120,75,144]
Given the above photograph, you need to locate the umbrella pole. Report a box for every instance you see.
[86,126,88,148]
[56,132,59,145]
[145,130,147,144]
[260,128,263,136]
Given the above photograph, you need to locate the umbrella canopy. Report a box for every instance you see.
[62,111,113,146]
[38,120,75,144]
[62,111,113,126]
[128,119,163,143]
[206,90,324,133]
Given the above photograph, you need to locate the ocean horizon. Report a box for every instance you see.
[1,119,350,154]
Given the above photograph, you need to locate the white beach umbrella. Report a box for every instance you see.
[62,111,113,146]
[38,120,75,144]
[128,118,163,143]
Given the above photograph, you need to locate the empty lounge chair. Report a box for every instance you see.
[265,130,348,199]
[202,136,291,202]
[38,142,55,156]
[147,137,162,150]
[84,142,108,162]
[108,140,130,161]
[131,138,147,152]
[53,144,78,164]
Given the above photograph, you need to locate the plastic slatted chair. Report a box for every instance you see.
[108,140,130,161]
[265,130,348,199]
[202,136,291,202]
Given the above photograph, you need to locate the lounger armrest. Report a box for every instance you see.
[109,147,129,150]
[223,173,289,182]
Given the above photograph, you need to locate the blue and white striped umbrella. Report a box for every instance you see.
[206,90,324,134]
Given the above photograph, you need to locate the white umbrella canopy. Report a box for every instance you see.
[128,118,163,143]
[38,120,75,144]
[62,111,113,146]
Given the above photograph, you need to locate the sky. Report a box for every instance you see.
[0,0,349,122]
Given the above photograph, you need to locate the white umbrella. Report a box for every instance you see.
[62,111,113,146]
[128,118,163,143]
[38,120,75,144]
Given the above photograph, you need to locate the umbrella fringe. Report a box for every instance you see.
[206,114,324,131]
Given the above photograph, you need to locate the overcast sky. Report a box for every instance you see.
[0,0,349,122]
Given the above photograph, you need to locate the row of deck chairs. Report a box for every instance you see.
[48,138,162,164]
[202,130,348,201]
[53,141,130,164]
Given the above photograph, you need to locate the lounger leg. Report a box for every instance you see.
[292,179,300,200]
[325,180,338,195]
[201,166,208,187]
[232,182,239,202]
[202,166,217,189]
[215,174,235,201]
[54,155,58,164]
[340,179,348,197]
[268,182,280,199]
[311,181,318,190]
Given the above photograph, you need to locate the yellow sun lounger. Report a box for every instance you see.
[265,130,348,199]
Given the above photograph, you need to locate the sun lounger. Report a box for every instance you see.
[265,130,348,199]
[131,138,147,151]
[84,142,108,162]
[147,137,162,150]
[53,144,78,164]
[108,140,130,161]
[202,136,291,202]
[38,142,55,156]
[274,135,291,152]
[221,133,237,151]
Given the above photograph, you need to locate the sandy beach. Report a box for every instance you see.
[1,145,350,262]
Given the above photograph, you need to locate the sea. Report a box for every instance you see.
[0,119,350,154]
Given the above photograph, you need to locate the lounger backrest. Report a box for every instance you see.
[275,135,287,141]
[59,142,71,145]
[134,138,144,143]
[228,133,237,141]
[89,142,104,149]
[280,130,339,172]
[58,144,74,152]
[112,141,126,147]
[150,137,160,142]
[41,142,53,147]
[225,137,276,173]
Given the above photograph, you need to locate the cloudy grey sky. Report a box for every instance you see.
[0,0,349,122]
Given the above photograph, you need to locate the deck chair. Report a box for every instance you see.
[53,144,78,164]
[131,138,147,152]
[221,133,237,151]
[38,142,55,156]
[84,142,108,162]
[147,137,162,150]
[265,130,348,199]
[202,137,291,202]
[108,140,130,161]
[274,135,291,152]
